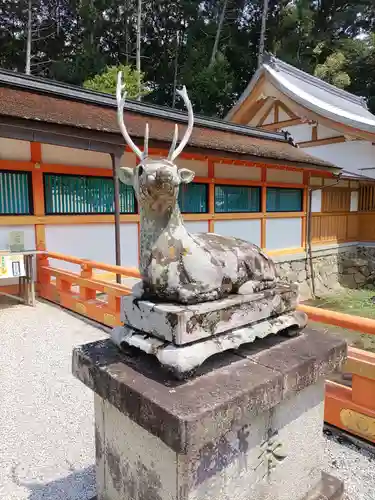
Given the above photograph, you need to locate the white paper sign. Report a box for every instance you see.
[0,255,26,279]
[9,231,25,252]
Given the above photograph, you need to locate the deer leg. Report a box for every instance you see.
[238,280,276,295]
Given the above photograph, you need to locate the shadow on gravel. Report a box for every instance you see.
[324,426,375,458]
[13,464,95,500]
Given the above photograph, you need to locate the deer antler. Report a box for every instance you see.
[116,72,148,160]
[116,73,193,162]
[168,86,194,161]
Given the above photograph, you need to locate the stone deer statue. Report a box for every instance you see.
[116,72,278,304]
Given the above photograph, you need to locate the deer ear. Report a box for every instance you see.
[118,167,134,185]
[179,168,195,184]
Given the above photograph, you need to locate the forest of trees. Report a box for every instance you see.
[1,1,374,117]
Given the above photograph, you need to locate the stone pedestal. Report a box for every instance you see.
[112,283,308,376]
[73,328,346,500]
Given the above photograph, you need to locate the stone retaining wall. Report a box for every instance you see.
[275,245,375,300]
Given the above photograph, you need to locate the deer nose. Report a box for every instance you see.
[146,173,156,184]
[156,170,174,182]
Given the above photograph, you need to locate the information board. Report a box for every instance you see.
[0,255,26,279]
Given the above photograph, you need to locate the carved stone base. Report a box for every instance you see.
[121,283,299,345]
[111,310,308,377]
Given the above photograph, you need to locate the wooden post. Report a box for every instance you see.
[111,152,122,284]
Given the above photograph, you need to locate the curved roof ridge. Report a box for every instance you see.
[265,54,367,109]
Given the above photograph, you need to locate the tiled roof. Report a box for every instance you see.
[0,70,336,170]
[229,54,375,137]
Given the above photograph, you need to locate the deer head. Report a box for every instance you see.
[116,72,195,214]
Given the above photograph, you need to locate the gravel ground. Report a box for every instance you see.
[0,298,106,500]
[0,298,374,499]
[323,431,375,500]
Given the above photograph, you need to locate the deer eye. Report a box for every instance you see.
[138,165,144,176]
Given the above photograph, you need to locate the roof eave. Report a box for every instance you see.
[265,66,375,139]
[267,56,368,109]
[225,67,265,121]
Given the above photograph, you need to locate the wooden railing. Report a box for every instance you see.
[299,304,375,443]
[37,251,140,327]
[311,212,359,243]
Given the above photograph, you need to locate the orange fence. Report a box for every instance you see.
[299,304,375,443]
[36,253,375,443]
[37,251,140,327]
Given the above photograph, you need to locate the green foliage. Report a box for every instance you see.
[1,0,375,115]
[83,64,148,99]
[314,52,351,89]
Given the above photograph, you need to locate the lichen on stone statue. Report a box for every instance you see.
[116,72,279,305]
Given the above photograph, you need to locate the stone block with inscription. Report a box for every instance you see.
[73,327,346,500]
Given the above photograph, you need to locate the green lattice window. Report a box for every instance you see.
[266,188,303,212]
[215,185,261,213]
[44,174,136,214]
[178,183,208,213]
[0,170,32,215]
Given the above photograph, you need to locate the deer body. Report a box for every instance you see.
[121,160,278,304]
[116,73,278,304]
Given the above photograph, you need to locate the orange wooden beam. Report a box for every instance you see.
[0,151,335,179]
[30,142,42,163]
[262,118,302,130]
[208,159,215,233]
[261,166,267,248]
[0,160,34,171]
[298,304,375,335]
[45,251,141,278]
[298,136,346,148]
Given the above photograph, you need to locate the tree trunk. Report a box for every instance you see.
[172,31,180,108]
[89,0,94,46]
[209,0,228,69]
[136,0,142,101]
[25,0,32,74]
[258,0,269,68]
[123,0,129,65]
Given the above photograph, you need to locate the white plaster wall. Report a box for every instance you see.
[265,218,302,250]
[41,145,136,170]
[262,109,274,125]
[324,178,349,188]
[278,108,290,121]
[41,144,112,168]
[311,190,322,212]
[176,158,208,177]
[310,177,323,186]
[350,191,358,212]
[45,223,138,272]
[284,124,311,143]
[214,164,261,180]
[317,124,340,139]
[121,152,137,168]
[304,141,375,178]
[0,225,35,250]
[0,138,31,161]
[267,168,303,184]
[184,221,208,233]
[214,220,261,247]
